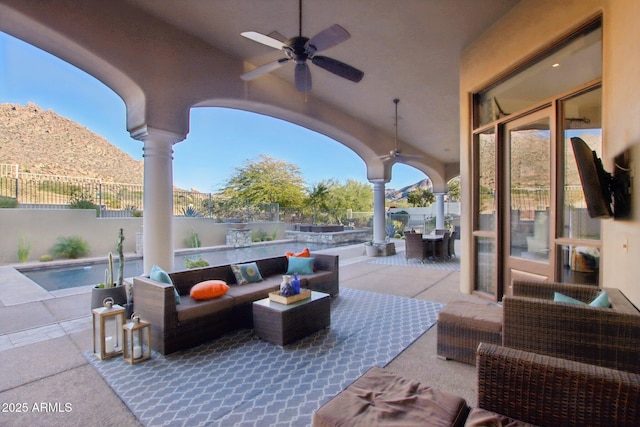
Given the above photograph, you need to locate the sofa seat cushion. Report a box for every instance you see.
[465,408,537,427]
[313,366,469,427]
[176,294,234,323]
[438,300,503,333]
[225,279,280,305]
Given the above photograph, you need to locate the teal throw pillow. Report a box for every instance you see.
[553,292,583,305]
[231,262,263,285]
[150,265,181,305]
[589,291,610,308]
[553,291,610,308]
[286,256,315,275]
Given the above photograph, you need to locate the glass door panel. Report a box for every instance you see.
[504,109,554,291]
[560,88,602,240]
[477,130,496,231]
[508,117,551,261]
[557,85,602,286]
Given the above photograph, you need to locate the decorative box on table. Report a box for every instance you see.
[269,288,311,304]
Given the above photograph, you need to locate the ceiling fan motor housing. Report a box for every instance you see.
[285,37,310,63]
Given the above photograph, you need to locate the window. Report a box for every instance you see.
[471,19,602,298]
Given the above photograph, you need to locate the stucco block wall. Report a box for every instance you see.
[0,209,284,264]
[460,0,640,306]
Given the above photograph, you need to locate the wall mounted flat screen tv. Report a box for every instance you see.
[570,136,613,218]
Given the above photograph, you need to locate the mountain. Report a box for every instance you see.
[385,178,432,202]
[1,102,435,200]
[0,102,144,184]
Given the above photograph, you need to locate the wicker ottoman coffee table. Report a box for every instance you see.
[252,291,330,346]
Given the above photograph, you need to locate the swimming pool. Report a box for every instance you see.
[22,241,352,291]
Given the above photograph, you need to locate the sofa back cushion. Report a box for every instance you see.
[255,256,287,277]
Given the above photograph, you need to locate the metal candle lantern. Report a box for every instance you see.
[92,297,125,360]
[122,312,151,364]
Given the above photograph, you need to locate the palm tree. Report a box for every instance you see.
[307,183,330,224]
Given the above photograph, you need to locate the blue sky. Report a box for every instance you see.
[0,32,425,193]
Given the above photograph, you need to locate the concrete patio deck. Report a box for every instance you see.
[0,240,482,426]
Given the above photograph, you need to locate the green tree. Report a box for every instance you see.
[447,178,461,201]
[221,155,306,207]
[306,182,330,224]
[407,189,435,207]
[321,179,373,223]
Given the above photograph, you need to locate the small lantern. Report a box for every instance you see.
[92,297,125,360]
[122,312,151,364]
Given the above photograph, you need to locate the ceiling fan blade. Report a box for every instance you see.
[241,31,286,50]
[295,63,312,92]
[266,31,288,43]
[240,58,290,81]
[305,24,350,54]
[311,56,364,83]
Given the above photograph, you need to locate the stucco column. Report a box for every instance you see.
[132,126,185,274]
[435,192,446,230]
[372,180,388,244]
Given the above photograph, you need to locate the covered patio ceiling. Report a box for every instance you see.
[0,0,520,188]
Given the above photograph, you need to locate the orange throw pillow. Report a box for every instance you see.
[190,280,229,301]
[285,248,310,258]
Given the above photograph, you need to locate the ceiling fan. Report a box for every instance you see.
[378,99,423,161]
[240,0,364,92]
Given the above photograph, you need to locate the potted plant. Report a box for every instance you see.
[91,229,128,311]
[364,240,379,257]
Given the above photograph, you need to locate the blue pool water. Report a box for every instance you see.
[22,242,349,292]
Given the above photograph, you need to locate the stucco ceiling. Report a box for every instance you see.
[126,0,519,169]
[0,0,520,184]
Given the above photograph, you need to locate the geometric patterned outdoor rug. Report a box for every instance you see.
[85,288,444,426]
[369,250,461,271]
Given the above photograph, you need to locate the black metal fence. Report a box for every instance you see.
[0,166,278,220]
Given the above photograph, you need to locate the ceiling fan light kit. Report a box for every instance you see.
[240,0,364,92]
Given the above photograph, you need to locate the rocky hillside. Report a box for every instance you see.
[386,178,432,202]
[0,102,143,184]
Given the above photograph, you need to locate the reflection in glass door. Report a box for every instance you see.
[504,109,554,288]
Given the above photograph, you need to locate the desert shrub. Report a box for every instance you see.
[251,229,268,242]
[68,190,99,216]
[185,231,201,248]
[39,254,54,262]
[51,235,90,259]
[0,196,18,208]
[185,258,209,269]
[17,235,31,263]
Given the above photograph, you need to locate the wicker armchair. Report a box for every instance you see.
[475,343,640,427]
[404,232,428,262]
[503,280,640,374]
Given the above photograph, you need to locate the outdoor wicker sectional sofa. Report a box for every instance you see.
[133,253,339,355]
